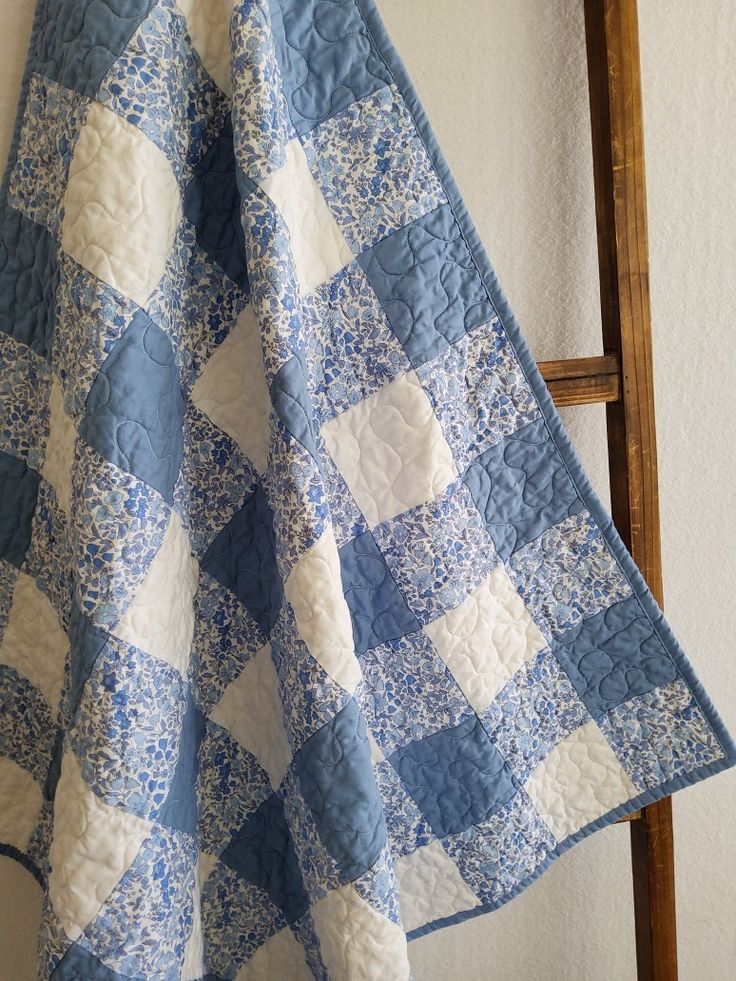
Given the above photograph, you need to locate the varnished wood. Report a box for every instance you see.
[538,354,621,406]
[629,797,678,978]
[583,1,677,979]
[537,354,619,383]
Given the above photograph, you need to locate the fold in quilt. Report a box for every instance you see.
[0,1,734,978]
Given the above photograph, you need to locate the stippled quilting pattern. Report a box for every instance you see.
[463,416,585,561]
[357,203,495,369]
[0,210,59,360]
[551,595,679,718]
[338,529,419,654]
[268,0,392,135]
[31,0,157,100]
[0,0,734,977]
[79,310,185,506]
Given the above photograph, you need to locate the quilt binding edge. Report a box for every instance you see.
[354,0,736,940]
[0,0,733,947]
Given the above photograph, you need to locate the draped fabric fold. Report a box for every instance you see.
[0,1,733,978]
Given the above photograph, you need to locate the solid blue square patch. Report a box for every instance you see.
[66,605,110,722]
[294,698,386,881]
[357,204,494,368]
[0,210,58,359]
[338,530,419,653]
[463,417,583,560]
[157,691,207,835]
[271,355,319,461]
[183,116,249,292]
[0,450,40,568]
[80,311,185,505]
[200,484,283,639]
[32,0,156,99]
[389,712,517,838]
[551,594,678,717]
[268,0,391,134]
[219,791,309,925]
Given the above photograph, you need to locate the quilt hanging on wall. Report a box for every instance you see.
[0,1,734,978]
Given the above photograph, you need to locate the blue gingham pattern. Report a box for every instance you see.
[0,2,734,978]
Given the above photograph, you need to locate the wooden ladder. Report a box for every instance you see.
[536,1,677,979]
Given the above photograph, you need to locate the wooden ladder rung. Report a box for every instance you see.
[618,810,643,823]
[538,354,621,407]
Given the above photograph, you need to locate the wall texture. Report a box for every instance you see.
[0,2,733,979]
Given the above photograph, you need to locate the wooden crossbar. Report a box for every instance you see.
[538,354,620,406]
[537,2,677,979]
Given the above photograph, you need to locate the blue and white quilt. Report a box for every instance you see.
[0,1,734,978]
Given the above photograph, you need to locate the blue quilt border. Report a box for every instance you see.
[355,0,736,941]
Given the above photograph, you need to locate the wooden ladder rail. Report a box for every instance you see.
[534,1,677,978]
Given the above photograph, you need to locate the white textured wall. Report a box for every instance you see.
[0,2,734,979]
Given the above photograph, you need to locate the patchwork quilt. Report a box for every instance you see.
[0,1,734,978]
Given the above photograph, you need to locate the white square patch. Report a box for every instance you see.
[62,101,182,307]
[48,751,152,942]
[0,572,67,713]
[284,524,361,693]
[395,839,479,932]
[322,370,458,528]
[234,926,312,981]
[191,305,271,474]
[113,511,198,677]
[260,138,354,295]
[209,643,292,791]
[424,564,548,712]
[524,720,638,843]
[177,0,238,96]
[312,883,411,981]
[41,378,77,514]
